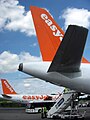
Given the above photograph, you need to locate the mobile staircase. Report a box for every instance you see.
[47,90,85,120]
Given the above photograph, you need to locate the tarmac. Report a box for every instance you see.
[0,107,41,120]
[0,107,90,120]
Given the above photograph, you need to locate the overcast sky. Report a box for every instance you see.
[0,0,90,94]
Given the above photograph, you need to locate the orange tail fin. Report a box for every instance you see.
[30,6,89,63]
[82,57,89,63]
[1,79,17,94]
[30,6,64,61]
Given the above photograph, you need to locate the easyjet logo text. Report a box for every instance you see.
[4,81,14,93]
[22,95,48,100]
[41,14,63,41]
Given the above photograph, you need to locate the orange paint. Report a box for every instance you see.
[82,57,89,63]
[30,6,89,63]
[1,79,17,94]
[30,6,64,61]
[22,95,48,100]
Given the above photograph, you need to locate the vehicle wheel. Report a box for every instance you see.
[38,109,41,113]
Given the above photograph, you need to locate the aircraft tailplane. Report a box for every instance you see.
[48,25,88,73]
[1,79,17,94]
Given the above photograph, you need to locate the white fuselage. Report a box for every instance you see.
[0,93,59,104]
[20,62,90,94]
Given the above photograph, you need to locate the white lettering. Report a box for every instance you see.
[41,13,63,40]
[41,14,48,20]
[45,19,52,26]
[53,30,63,41]
[50,25,57,31]
[4,81,13,93]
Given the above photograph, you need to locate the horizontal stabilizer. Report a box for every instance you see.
[48,25,88,73]
[2,94,12,98]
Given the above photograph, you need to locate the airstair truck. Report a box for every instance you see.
[47,91,85,120]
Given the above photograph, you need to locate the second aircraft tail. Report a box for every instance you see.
[1,79,17,95]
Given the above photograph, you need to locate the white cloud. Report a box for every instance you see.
[0,51,41,74]
[33,43,37,47]
[14,78,64,94]
[24,83,30,87]
[29,42,37,47]
[61,8,90,30]
[0,0,36,36]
